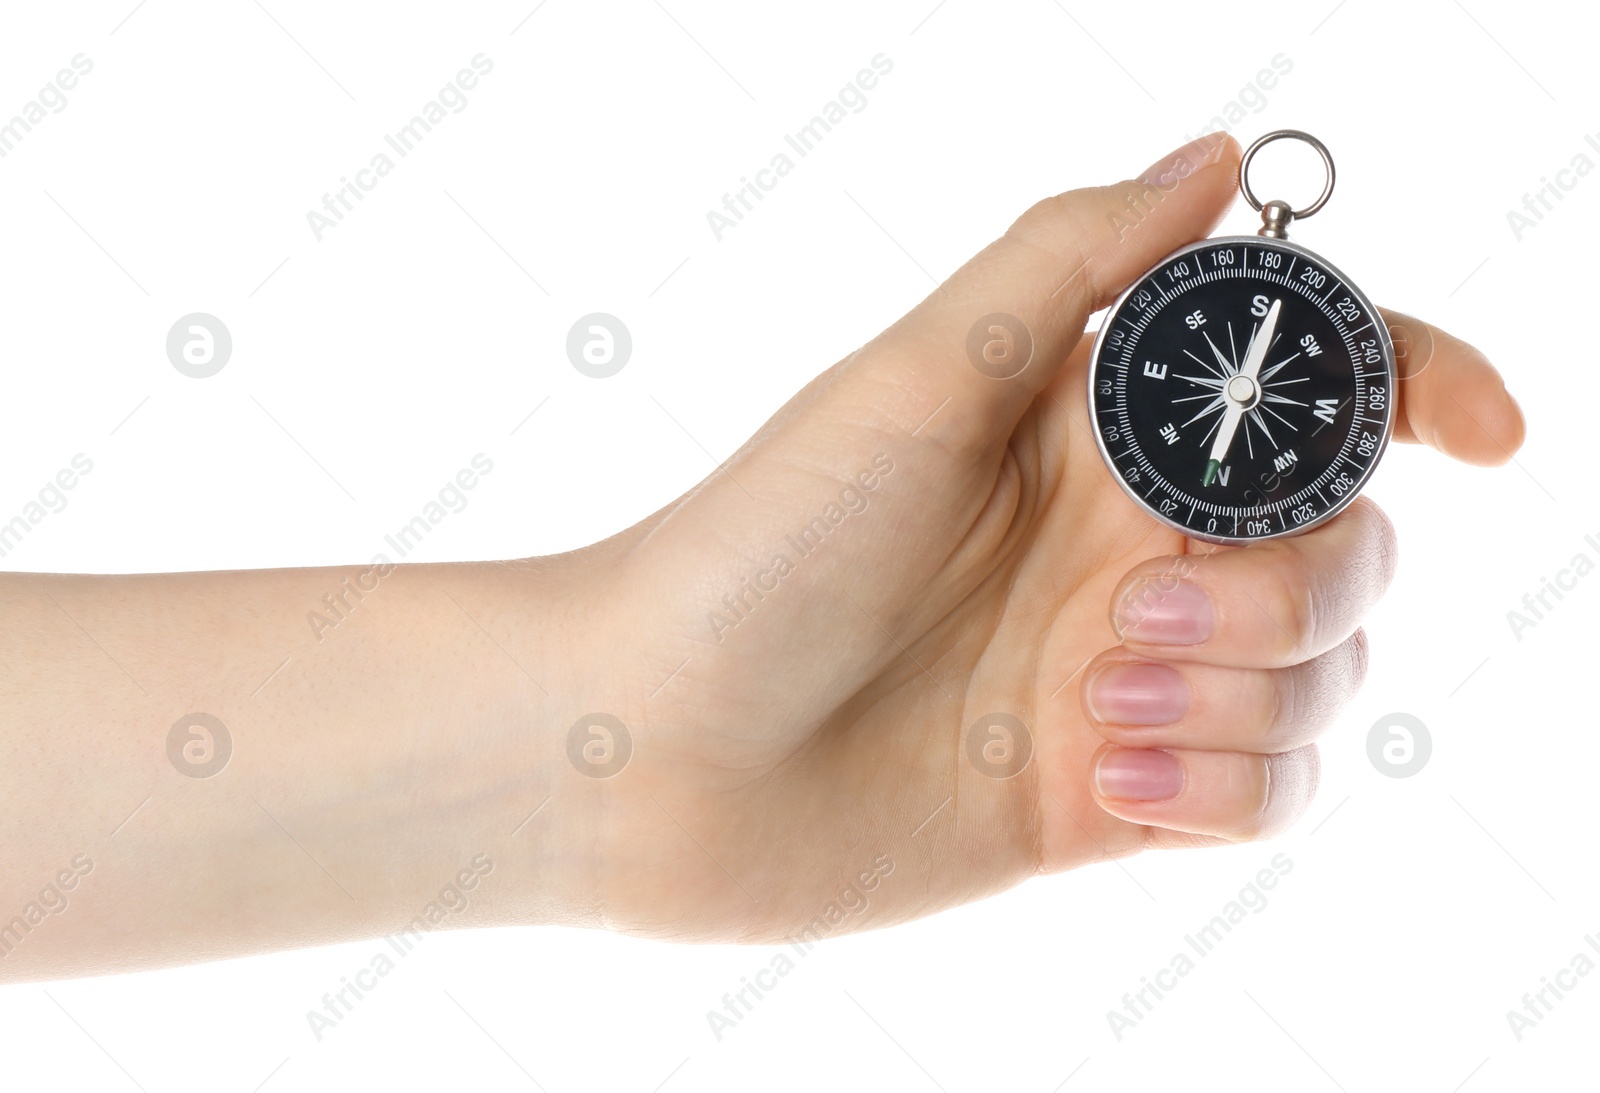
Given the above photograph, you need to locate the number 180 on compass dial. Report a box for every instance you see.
[1088,236,1396,544]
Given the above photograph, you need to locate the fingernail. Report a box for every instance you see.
[1114,578,1214,644]
[1095,748,1184,802]
[1085,663,1190,725]
[1138,135,1229,189]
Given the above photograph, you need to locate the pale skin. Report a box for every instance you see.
[0,134,1524,983]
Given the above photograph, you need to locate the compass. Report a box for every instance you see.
[1088,130,1396,544]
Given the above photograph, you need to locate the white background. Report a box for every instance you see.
[0,1,1590,1089]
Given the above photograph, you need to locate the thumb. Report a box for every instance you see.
[615,136,1244,723]
[858,133,1243,460]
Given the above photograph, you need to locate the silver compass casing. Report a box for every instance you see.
[1086,233,1396,546]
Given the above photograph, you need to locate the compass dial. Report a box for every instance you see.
[1088,235,1396,544]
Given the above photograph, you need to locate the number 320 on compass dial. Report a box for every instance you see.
[1089,236,1396,543]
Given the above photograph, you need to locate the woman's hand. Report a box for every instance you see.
[0,136,1524,983]
[566,134,1525,941]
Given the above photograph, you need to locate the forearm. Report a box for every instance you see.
[0,558,590,982]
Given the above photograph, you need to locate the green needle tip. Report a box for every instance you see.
[1202,459,1219,487]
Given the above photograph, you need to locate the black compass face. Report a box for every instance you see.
[1089,236,1396,543]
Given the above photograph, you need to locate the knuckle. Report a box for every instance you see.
[1288,746,1322,822]
[1008,186,1102,251]
[1359,498,1400,593]
[1249,745,1319,841]
[1229,755,1275,842]
[1003,188,1109,298]
[1286,636,1369,742]
[1262,558,1319,659]
[1281,744,1321,815]
[1345,627,1371,691]
[1266,662,1295,739]
[1006,193,1063,243]
[1314,499,1398,640]
[1004,196,1075,265]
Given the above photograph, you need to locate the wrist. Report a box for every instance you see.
[389,554,607,935]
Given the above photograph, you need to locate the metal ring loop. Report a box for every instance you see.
[1239,129,1336,219]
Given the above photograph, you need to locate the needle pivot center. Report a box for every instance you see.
[1225,374,1260,408]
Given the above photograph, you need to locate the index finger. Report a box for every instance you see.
[1381,307,1526,465]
